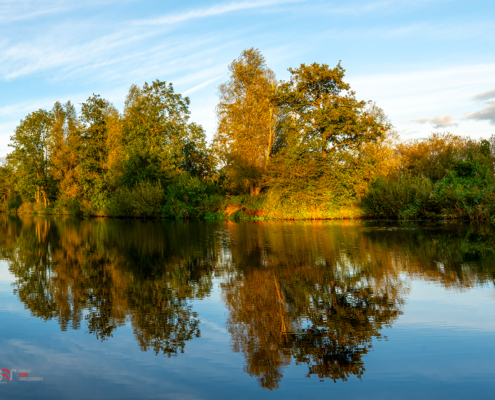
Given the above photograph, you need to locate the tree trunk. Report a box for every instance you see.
[250,183,261,197]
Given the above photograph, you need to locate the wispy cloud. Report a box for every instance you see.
[133,0,305,26]
[0,0,125,22]
[183,76,224,96]
[325,0,451,15]
[413,115,458,129]
[467,88,495,125]
[472,88,495,102]
[466,101,495,125]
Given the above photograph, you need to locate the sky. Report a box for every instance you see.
[0,0,494,158]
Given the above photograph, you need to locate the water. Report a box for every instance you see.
[0,215,494,399]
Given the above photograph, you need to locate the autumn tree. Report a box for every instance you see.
[8,109,53,206]
[0,161,17,210]
[48,101,83,202]
[214,48,278,196]
[276,62,389,157]
[266,63,392,207]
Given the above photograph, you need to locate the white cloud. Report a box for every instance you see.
[472,88,495,102]
[348,63,495,139]
[466,101,495,125]
[0,0,127,22]
[413,115,458,129]
[467,88,495,125]
[133,0,305,26]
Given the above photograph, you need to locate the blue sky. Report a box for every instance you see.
[1,0,494,157]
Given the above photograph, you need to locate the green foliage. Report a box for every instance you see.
[2,50,494,222]
[8,109,53,205]
[52,196,82,216]
[7,194,23,212]
[263,62,393,215]
[2,78,214,220]
[275,62,390,157]
[80,95,110,172]
[362,174,433,219]
[162,175,221,219]
[363,135,495,221]
[121,80,208,187]
[109,181,164,218]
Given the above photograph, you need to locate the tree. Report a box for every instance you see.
[78,94,114,210]
[214,48,278,196]
[121,80,206,186]
[0,161,16,209]
[265,63,392,208]
[48,101,83,201]
[8,109,53,206]
[180,122,214,180]
[276,62,389,158]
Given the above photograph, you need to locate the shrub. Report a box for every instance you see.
[17,202,34,215]
[362,173,433,219]
[7,194,23,212]
[109,180,163,218]
[162,175,219,219]
[52,197,82,216]
[397,133,468,182]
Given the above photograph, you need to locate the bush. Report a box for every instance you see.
[17,202,34,215]
[52,197,82,216]
[109,181,164,218]
[162,175,220,219]
[362,173,433,219]
[428,164,495,220]
[7,194,23,212]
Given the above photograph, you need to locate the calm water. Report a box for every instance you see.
[0,215,494,399]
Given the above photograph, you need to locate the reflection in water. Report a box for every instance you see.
[0,215,494,389]
[222,222,406,389]
[0,215,218,356]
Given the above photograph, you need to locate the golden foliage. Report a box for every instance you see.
[214,48,278,195]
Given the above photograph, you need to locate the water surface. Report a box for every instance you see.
[0,215,494,399]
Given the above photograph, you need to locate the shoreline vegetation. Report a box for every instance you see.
[1,48,494,222]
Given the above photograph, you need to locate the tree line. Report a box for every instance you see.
[0,48,493,219]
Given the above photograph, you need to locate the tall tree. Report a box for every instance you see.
[0,161,16,208]
[121,80,206,186]
[78,95,113,209]
[8,109,53,206]
[48,101,83,201]
[214,48,278,196]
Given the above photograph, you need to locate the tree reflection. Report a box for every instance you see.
[222,222,405,389]
[0,215,217,355]
[0,216,494,388]
[362,222,495,288]
[221,221,495,389]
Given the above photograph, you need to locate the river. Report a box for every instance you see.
[0,215,494,399]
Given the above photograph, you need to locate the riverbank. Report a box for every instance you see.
[0,197,363,221]
[4,189,495,222]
